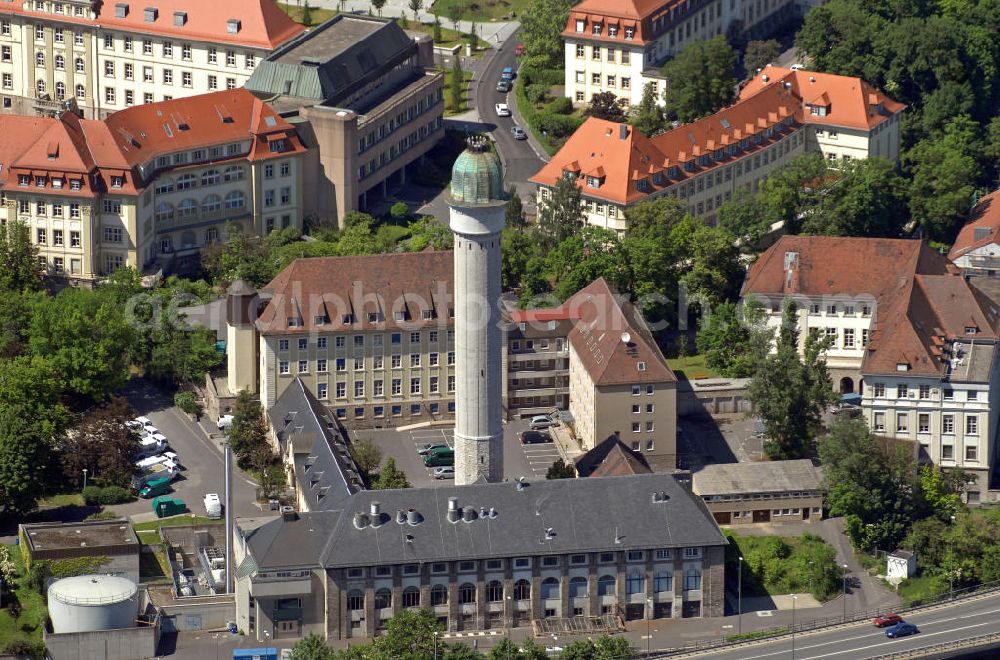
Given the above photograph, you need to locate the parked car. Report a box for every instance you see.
[510,126,527,140]
[138,477,172,499]
[790,63,804,70]
[152,496,186,518]
[218,414,235,430]
[829,403,861,417]
[874,613,903,628]
[495,102,511,117]
[418,443,449,456]
[529,415,558,430]
[424,450,454,467]
[520,430,552,444]
[501,66,515,80]
[204,493,222,519]
[515,43,525,56]
[885,622,919,638]
[433,466,455,479]
[496,79,511,92]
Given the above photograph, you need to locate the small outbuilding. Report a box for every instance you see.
[19,519,140,583]
[887,549,917,584]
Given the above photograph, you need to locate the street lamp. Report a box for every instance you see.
[738,556,744,635]
[434,631,439,660]
[807,560,814,597]
[82,468,88,491]
[842,564,849,622]
[791,594,797,660]
[646,597,654,656]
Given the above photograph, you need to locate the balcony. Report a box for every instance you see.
[511,386,567,397]
[509,368,567,379]
[508,350,567,361]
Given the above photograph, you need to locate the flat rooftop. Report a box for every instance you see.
[273,16,387,65]
[693,459,822,496]
[22,519,139,553]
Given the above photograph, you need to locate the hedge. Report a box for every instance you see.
[83,485,135,506]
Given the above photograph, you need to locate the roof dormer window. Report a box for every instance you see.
[586,176,602,188]
[636,178,648,192]
[173,10,187,26]
[966,326,978,335]
[624,27,634,39]
[592,22,602,35]
[143,6,157,22]
[18,175,29,186]
[683,160,696,173]
[227,18,241,34]
[114,3,128,18]
[608,24,618,37]
[575,19,585,33]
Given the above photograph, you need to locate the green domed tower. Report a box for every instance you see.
[447,136,506,485]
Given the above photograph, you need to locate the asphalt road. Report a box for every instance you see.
[696,594,1000,659]
[112,379,266,521]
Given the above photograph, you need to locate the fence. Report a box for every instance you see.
[868,631,1000,659]
[654,577,1000,657]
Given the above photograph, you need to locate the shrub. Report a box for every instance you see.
[535,113,584,138]
[174,391,199,415]
[85,510,120,521]
[544,96,573,115]
[5,639,45,659]
[83,485,134,506]
[389,201,410,221]
[525,83,549,105]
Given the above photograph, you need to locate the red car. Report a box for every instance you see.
[515,43,525,56]
[874,613,903,628]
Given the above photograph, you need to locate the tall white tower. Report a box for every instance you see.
[448,137,506,485]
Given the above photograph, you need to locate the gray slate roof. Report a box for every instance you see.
[243,472,728,571]
[692,460,822,497]
[270,378,363,512]
[246,14,415,107]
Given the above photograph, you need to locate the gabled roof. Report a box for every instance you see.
[692,459,822,496]
[243,472,727,570]
[562,0,696,45]
[575,435,652,477]
[0,0,304,50]
[565,278,675,386]
[949,189,1000,261]
[255,250,454,335]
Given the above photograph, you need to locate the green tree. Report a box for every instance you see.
[661,36,737,122]
[748,300,834,459]
[371,608,443,658]
[145,322,224,384]
[446,2,461,31]
[28,287,132,401]
[203,226,274,287]
[433,17,442,42]
[818,418,919,552]
[0,403,50,514]
[681,222,744,305]
[631,82,665,136]
[0,290,42,358]
[696,298,766,378]
[520,0,574,68]
[545,226,633,301]
[258,462,287,501]
[350,437,383,477]
[918,464,966,522]
[291,633,335,660]
[801,157,909,237]
[228,390,271,471]
[301,0,313,26]
[372,457,411,489]
[59,395,138,489]
[505,185,526,229]
[408,0,422,23]
[407,217,454,251]
[584,91,628,122]
[546,458,576,479]
[0,354,69,439]
[536,172,583,249]
[372,0,386,17]
[593,634,634,659]
[442,643,483,659]
[469,21,479,51]
[451,56,464,113]
[0,220,43,292]
[743,39,781,76]
[501,228,544,292]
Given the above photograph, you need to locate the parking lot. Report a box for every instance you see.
[356,418,565,487]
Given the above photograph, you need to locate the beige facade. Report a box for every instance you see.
[569,342,677,469]
[502,315,572,419]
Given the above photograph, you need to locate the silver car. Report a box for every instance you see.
[511,126,527,140]
[433,466,455,479]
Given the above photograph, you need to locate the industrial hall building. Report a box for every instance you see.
[0,0,303,118]
[233,472,728,641]
[0,87,307,281]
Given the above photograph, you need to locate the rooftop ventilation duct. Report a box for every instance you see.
[353,512,370,529]
[447,497,460,523]
[396,509,406,524]
[462,507,476,523]
[407,509,422,525]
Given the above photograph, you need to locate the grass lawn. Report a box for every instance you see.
[444,69,474,116]
[896,574,949,606]
[432,0,530,22]
[132,514,218,533]
[667,354,723,380]
[277,2,337,26]
[0,546,47,655]
[139,548,173,584]
[726,531,843,601]
[36,493,84,508]
[407,22,466,49]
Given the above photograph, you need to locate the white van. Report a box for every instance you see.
[204,493,222,519]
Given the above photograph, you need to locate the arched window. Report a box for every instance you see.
[155,202,173,222]
[374,587,391,610]
[54,54,65,70]
[75,84,85,99]
[36,79,46,95]
[35,52,44,67]
[224,191,245,209]
[178,199,197,217]
[626,570,644,595]
[513,579,530,601]
[540,577,559,600]
[223,165,245,182]
[402,586,420,608]
[486,580,503,602]
[597,575,616,597]
[201,195,221,213]
[653,570,672,594]
[201,169,220,186]
[75,57,85,73]
[430,584,447,606]
[569,576,588,599]
[346,589,364,611]
[55,82,65,100]
[458,582,476,604]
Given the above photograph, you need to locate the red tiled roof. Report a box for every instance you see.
[104,88,305,168]
[0,0,304,49]
[565,277,675,386]
[255,251,455,335]
[948,189,1000,260]
[563,0,700,45]
[743,236,998,378]
[531,68,903,206]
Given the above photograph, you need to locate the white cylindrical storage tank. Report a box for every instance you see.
[48,574,138,633]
